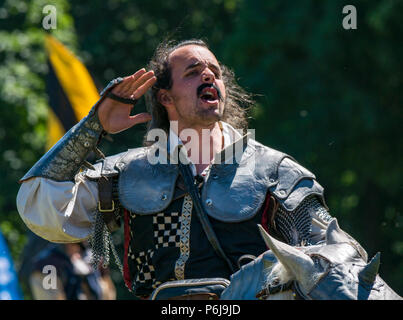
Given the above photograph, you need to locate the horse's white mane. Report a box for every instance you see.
[265,261,294,285]
[263,261,296,300]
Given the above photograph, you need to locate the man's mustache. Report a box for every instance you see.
[197,83,223,101]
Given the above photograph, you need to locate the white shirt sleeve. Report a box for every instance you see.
[16,172,99,243]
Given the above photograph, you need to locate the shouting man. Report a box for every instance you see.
[17,39,342,299]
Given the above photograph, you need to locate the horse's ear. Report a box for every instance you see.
[257,224,315,281]
[326,219,351,245]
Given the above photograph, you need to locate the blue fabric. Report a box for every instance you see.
[0,230,23,300]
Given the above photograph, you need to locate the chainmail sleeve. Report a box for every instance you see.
[271,195,333,246]
[266,156,334,246]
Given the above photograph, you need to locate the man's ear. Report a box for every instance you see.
[157,89,173,108]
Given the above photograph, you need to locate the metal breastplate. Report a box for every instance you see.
[85,137,325,222]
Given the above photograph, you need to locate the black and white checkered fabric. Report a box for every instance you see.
[128,211,182,288]
[153,212,181,248]
[134,249,155,283]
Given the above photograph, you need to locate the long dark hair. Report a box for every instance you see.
[144,38,254,146]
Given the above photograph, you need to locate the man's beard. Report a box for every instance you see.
[173,94,225,127]
[194,103,224,123]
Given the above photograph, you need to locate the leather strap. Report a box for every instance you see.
[178,161,235,274]
[105,91,138,105]
[97,174,121,232]
[98,176,113,210]
[255,280,295,299]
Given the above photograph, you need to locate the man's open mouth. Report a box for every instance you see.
[197,84,222,103]
[200,88,218,103]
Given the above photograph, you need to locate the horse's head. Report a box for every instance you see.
[258,219,402,300]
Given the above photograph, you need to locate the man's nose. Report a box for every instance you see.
[201,68,215,83]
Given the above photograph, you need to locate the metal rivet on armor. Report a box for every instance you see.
[84,141,90,148]
[206,199,213,206]
[75,158,80,164]
[269,178,276,183]
[161,194,167,201]
[279,190,286,196]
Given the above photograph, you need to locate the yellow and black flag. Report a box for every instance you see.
[45,35,100,150]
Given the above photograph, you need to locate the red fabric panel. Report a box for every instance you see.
[261,193,271,233]
[123,209,132,291]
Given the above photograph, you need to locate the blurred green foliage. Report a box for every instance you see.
[0,0,401,298]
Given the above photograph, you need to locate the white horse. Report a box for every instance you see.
[221,219,402,300]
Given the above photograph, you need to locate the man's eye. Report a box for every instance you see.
[186,70,198,76]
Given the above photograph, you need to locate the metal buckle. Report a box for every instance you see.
[98,200,115,212]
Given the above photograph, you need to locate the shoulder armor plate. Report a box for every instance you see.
[269,157,325,212]
[85,145,179,215]
[201,139,287,222]
[117,145,179,214]
[202,139,326,221]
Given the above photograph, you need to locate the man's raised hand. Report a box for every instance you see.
[98,69,157,134]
